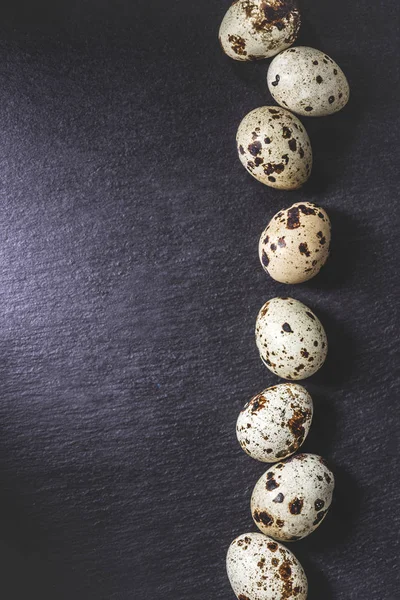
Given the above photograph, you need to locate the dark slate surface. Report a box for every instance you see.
[0,1,398,598]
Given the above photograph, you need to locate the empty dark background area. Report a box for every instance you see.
[0,0,398,598]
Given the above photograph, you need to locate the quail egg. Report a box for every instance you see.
[237,383,313,462]
[227,532,308,599]
[236,107,312,190]
[259,201,331,284]
[267,46,350,116]
[255,297,328,380]
[219,0,301,62]
[251,453,335,541]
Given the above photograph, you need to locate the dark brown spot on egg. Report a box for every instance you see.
[287,407,310,443]
[278,237,286,247]
[299,204,316,215]
[316,75,323,83]
[266,478,279,491]
[329,95,335,104]
[282,322,293,333]
[264,137,271,144]
[267,541,278,552]
[249,394,267,413]
[286,206,301,228]
[276,519,285,528]
[289,497,304,515]
[254,510,274,527]
[282,126,292,138]
[262,250,270,267]
[273,493,285,503]
[288,138,297,151]
[313,510,327,526]
[299,242,311,257]
[272,74,281,86]
[279,561,292,580]
[305,106,313,112]
[248,140,262,156]
[228,34,247,56]
[306,311,315,320]
[315,499,325,511]
[257,558,266,569]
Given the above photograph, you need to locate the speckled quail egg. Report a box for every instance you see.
[251,453,335,542]
[219,0,301,62]
[237,383,313,462]
[255,297,327,380]
[227,532,308,599]
[267,46,350,116]
[259,202,331,284]
[236,107,312,190]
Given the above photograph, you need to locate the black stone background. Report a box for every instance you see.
[0,1,398,598]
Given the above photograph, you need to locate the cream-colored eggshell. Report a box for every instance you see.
[267,46,350,116]
[251,454,335,542]
[219,0,301,62]
[227,532,308,599]
[259,202,331,284]
[237,383,313,462]
[255,297,327,380]
[236,107,312,190]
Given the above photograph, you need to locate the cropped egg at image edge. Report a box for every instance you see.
[0,1,398,599]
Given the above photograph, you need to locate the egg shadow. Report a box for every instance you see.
[294,556,334,600]
[301,391,337,458]
[297,462,363,553]
[310,308,355,387]
[229,58,271,99]
[296,7,371,194]
[296,2,324,49]
[300,208,366,292]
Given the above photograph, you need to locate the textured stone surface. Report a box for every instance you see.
[0,0,398,599]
